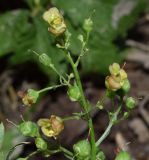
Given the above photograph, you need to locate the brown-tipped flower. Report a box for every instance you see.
[20,89,39,107]
[37,115,64,138]
[105,63,128,91]
[22,94,35,107]
[43,7,66,36]
[105,75,121,91]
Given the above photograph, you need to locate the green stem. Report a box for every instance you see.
[26,149,40,159]
[50,65,68,84]
[63,50,96,160]
[62,116,80,121]
[96,105,122,147]
[38,84,66,94]
[95,121,113,147]
[75,31,90,67]
[60,146,74,159]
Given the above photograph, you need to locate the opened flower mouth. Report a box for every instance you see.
[37,115,64,138]
[43,7,66,36]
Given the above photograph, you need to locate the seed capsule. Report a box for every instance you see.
[73,140,91,160]
[126,97,136,109]
[115,151,132,160]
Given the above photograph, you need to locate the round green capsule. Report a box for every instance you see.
[122,79,130,94]
[73,140,91,159]
[126,97,136,109]
[115,151,132,160]
[96,149,105,160]
[35,137,47,150]
[19,121,39,137]
[67,84,81,102]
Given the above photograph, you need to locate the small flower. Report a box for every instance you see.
[43,7,66,36]
[105,75,121,91]
[105,63,128,91]
[37,115,64,138]
[20,89,39,107]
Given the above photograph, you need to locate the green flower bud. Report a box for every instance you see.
[19,121,39,137]
[115,151,132,160]
[126,97,136,109]
[121,79,130,93]
[73,140,91,159]
[123,112,130,119]
[78,34,84,43]
[35,137,47,150]
[39,53,52,66]
[67,84,81,102]
[96,150,105,160]
[83,18,93,32]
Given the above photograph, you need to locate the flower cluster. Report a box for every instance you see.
[43,7,66,36]
[105,63,128,91]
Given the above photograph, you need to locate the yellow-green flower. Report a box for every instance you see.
[37,115,64,138]
[109,63,120,76]
[43,7,66,36]
[105,63,128,91]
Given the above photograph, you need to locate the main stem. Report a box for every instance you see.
[65,51,96,160]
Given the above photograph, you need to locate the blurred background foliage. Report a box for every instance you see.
[0,0,148,81]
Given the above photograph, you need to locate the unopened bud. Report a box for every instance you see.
[121,79,130,93]
[19,121,39,137]
[83,18,93,32]
[73,140,91,159]
[125,97,136,109]
[35,137,47,150]
[67,84,81,101]
[39,53,52,66]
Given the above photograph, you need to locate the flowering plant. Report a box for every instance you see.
[2,7,136,160]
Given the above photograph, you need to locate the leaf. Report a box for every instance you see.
[0,123,4,149]
[81,41,121,74]
[9,10,35,64]
[2,128,24,159]
[0,152,4,159]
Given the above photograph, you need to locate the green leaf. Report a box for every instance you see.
[0,152,4,159]
[81,41,121,74]
[0,123,4,149]
[0,10,28,56]
[1,128,24,159]
[9,10,36,64]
